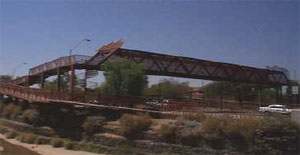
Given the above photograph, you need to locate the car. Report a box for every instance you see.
[259,104,292,114]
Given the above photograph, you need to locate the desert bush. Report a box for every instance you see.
[159,117,203,145]
[11,105,22,118]
[223,117,256,151]
[180,113,206,122]
[205,132,226,149]
[34,136,50,144]
[253,116,299,154]
[201,116,231,149]
[0,102,5,113]
[23,109,40,125]
[17,133,37,144]
[5,131,18,139]
[82,116,106,135]
[158,124,180,144]
[119,114,152,139]
[179,129,203,146]
[50,138,64,147]
[37,126,56,137]
[64,141,78,150]
[0,126,9,134]
[3,104,15,118]
[2,96,12,104]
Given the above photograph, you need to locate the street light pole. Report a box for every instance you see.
[68,39,91,96]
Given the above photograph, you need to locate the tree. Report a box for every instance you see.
[100,58,148,96]
[82,116,106,135]
[44,72,71,91]
[144,79,191,99]
[0,75,12,83]
[202,81,276,103]
[202,81,255,100]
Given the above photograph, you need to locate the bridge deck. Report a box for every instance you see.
[8,40,289,86]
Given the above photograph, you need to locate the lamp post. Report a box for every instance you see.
[12,62,27,79]
[68,39,91,96]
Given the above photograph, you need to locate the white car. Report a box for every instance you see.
[259,104,292,114]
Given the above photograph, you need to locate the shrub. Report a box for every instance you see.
[205,132,226,149]
[253,116,299,154]
[159,117,202,145]
[23,109,40,125]
[180,113,206,122]
[3,104,15,118]
[17,133,37,144]
[5,131,18,139]
[82,116,106,135]
[0,102,5,113]
[50,138,64,147]
[34,136,50,144]
[64,141,78,150]
[201,116,231,149]
[37,126,56,137]
[223,117,256,151]
[158,124,180,144]
[0,127,9,134]
[119,114,152,139]
[180,129,203,146]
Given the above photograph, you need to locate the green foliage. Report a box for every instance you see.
[179,113,206,122]
[119,114,152,139]
[2,104,22,118]
[75,142,106,154]
[144,79,191,99]
[0,75,12,83]
[82,116,106,135]
[202,81,277,103]
[0,126,9,134]
[202,81,254,100]
[44,72,70,91]
[34,136,50,144]
[64,141,77,150]
[50,138,64,147]
[23,109,41,126]
[37,126,56,137]
[253,116,299,154]
[5,131,18,139]
[179,129,203,146]
[159,117,203,146]
[0,101,5,113]
[17,133,37,144]
[158,124,180,144]
[101,58,148,96]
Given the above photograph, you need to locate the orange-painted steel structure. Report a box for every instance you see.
[8,40,289,87]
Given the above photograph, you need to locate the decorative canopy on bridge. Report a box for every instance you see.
[10,40,289,86]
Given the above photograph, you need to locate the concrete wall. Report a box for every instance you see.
[291,109,300,125]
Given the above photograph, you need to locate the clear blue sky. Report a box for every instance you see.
[0,0,299,86]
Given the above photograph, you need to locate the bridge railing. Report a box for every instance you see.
[29,55,91,75]
[0,84,71,102]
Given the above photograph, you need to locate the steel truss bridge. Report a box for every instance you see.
[0,40,290,112]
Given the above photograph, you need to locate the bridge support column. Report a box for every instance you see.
[258,86,262,106]
[56,68,61,91]
[83,70,87,91]
[276,86,280,104]
[220,93,223,110]
[40,72,45,88]
[69,65,75,95]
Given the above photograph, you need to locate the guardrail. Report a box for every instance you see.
[0,84,70,102]
[29,55,90,75]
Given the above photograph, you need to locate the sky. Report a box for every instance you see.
[0,0,299,87]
